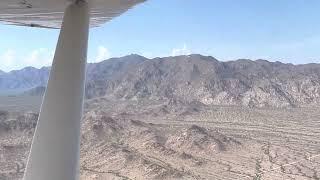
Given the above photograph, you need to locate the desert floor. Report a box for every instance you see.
[1,96,319,180]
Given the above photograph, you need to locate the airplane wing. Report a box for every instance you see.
[0,0,145,29]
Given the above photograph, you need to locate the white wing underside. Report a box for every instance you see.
[0,0,145,28]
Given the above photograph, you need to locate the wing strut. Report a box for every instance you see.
[23,1,89,180]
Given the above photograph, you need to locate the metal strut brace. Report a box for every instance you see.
[23,1,90,180]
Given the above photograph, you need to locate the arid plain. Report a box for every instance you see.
[0,96,319,180]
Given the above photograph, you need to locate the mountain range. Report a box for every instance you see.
[1,54,320,108]
[1,54,320,179]
[0,67,49,90]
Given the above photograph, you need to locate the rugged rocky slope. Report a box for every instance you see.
[86,54,320,107]
[0,111,37,180]
[2,54,320,107]
[0,105,243,180]
[80,110,242,179]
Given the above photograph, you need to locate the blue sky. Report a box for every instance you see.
[1,0,320,72]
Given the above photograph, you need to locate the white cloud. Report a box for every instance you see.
[171,44,191,56]
[25,48,54,68]
[1,49,15,67]
[0,48,53,72]
[92,46,111,63]
[0,49,20,71]
[0,46,112,72]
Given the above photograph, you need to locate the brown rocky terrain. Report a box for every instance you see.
[0,98,319,180]
[0,55,320,179]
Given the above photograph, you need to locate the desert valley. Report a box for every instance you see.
[0,54,319,180]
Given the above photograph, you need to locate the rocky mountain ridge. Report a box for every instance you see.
[1,54,320,108]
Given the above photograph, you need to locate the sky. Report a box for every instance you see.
[1,0,320,72]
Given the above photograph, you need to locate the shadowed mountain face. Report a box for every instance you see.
[0,67,49,90]
[2,54,320,107]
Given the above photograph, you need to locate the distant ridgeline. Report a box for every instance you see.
[0,67,49,92]
[1,54,320,108]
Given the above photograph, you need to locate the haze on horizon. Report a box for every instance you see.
[1,0,320,72]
